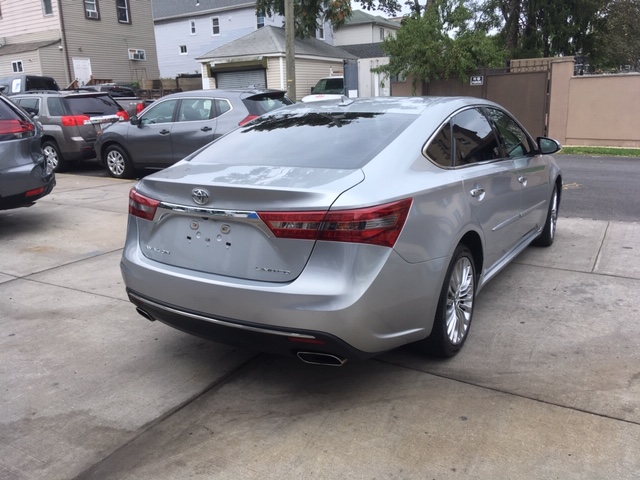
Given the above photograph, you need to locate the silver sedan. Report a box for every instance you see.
[121,97,561,365]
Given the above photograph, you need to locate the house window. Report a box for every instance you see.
[257,14,265,29]
[379,27,385,41]
[190,19,196,35]
[116,0,130,24]
[12,61,24,73]
[211,17,220,35]
[317,26,324,40]
[42,0,53,15]
[84,0,100,20]
[179,45,188,55]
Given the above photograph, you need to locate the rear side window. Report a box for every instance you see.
[47,96,66,116]
[191,111,417,169]
[426,121,453,167]
[242,94,293,116]
[63,95,121,115]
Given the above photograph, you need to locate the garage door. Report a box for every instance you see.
[216,70,266,89]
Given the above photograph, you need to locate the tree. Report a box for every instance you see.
[372,0,506,91]
[256,0,403,38]
[586,0,640,69]
[480,0,603,59]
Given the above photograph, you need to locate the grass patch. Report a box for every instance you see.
[560,146,640,157]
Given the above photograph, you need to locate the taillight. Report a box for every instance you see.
[61,115,90,126]
[26,186,46,197]
[0,119,35,137]
[116,110,130,121]
[239,115,259,126]
[136,102,145,115]
[129,189,160,221]
[259,198,413,248]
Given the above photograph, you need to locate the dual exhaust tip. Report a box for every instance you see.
[135,307,348,366]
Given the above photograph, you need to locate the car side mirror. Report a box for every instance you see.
[130,115,140,126]
[537,137,561,155]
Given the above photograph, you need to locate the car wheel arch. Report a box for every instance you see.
[458,230,483,282]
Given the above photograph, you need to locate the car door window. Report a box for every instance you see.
[451,108,502,167]
[178,98,214,122]
[485,108,533,158]
[140,99,178,125]
[425,121,453,167]
[16,98,40,116]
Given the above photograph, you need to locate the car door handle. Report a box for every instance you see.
[470,187,485,198]
[159,129,170,135]
[518,175,528,186]
[201,126,212,132]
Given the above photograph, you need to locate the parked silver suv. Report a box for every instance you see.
[10,91,129,171]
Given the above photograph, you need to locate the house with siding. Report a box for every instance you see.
[195,26,356,101]
[332,10,401,97]
[151,0,334,79]
[0,0,159,87]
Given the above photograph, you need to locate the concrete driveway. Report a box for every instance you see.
[1,174,639,480]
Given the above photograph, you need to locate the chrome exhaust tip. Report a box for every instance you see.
[136,307,155,322]
[296,352,347,367]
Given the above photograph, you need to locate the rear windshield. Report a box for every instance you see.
[25,76,59,91]
[313,78,344,95]
[241,93,293,116]
[61,95,122,115]
[191,110,417,169]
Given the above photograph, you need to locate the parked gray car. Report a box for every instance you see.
[10,91,128,171]
[0,93,55,210]
[94,88,293,179]
[121,97,562,365]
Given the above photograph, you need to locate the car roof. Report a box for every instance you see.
[156,88,288,100]
[278,96,500,115]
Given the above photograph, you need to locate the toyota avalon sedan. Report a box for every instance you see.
[121,97,561,365]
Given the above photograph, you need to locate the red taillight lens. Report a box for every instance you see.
[0,119,35,137]
[117,110,130,121]
[239,115,259,126]
[259,198,413,248]
[61,115,90,127]
[136,102,145,115]
[26,186,46,197]
[129,189,160,221]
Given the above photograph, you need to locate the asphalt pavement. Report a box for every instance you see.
[1,173,639,480]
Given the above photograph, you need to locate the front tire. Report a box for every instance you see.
[533,185,559,247]
[423,244,476,357]
[104,144,134,179]
[42,140,69,172]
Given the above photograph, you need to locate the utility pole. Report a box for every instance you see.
[285,0,296,100]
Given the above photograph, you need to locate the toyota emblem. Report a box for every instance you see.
[192,188,210,205]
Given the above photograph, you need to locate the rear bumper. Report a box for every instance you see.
[120,229,450,358]
[127,290,377,362]
[0,159,55,210]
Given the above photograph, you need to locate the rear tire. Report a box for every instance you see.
[533,185,559,247]
[42,140,69,172]
[422,244,476,357]
[104,144,134,179]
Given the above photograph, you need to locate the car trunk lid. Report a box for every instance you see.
[134,162,365,282]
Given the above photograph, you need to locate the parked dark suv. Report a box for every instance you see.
[0,93,55,210]
[95,88,293,178]
[10,91,129,171]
